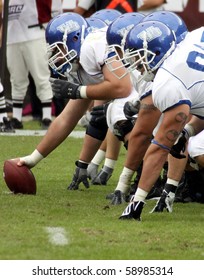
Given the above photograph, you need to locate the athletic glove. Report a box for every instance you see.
[90,102,110,125]
[123,100,140,120]
[49,78,84,99]
[67,161,90,190]
[170,132,187,159]
[170,123,195,159]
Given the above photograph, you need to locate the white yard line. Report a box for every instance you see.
[45,226,69,246]
[0,130,85,138]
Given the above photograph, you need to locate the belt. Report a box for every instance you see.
[28,23,45,30]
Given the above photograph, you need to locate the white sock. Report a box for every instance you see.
[42,106,52,120]
[13,107,23,121]
[115,167,134,194]
[134,187,148,202]
[92,149,106,166]
[104,158,117,169]
[166,178,179,187]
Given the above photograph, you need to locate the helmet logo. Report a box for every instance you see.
[137,26,162,42]
[57,20,80,34]
[117,24,134,38]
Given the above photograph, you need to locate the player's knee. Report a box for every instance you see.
[113,120,134,142]
[86,116,108,140]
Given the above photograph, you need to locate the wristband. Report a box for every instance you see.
[77,160,89,169]
[30,149,44,164]
[80,86,88,99]
[183,124,195,139]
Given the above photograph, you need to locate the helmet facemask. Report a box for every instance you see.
[124,30,176,82]
[46,21,86,78]
[105,44,131,79]
[124,46,155,82]
[105,29,131,79]
[47,41,77,77]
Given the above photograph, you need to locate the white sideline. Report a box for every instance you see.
[45,226,69,246]
[0,129,85,138]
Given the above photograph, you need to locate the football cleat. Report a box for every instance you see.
[41,118,52,130]
[146,184,163,200]
[150,190,175,213]
[10,117,23,129]
[0,117,15,132]
[111,190,127,205]
[119,201,145,221]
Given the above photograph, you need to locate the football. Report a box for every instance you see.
[3,159,37,194]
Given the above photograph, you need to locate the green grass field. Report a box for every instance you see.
[0,121,204,261]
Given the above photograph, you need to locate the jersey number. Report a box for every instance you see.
[187,31,204,72]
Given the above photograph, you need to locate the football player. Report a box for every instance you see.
[105,11,189,208]
[116,21,204,221]
[87,12,144,186]
[16,11,132,191]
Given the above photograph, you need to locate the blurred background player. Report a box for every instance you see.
[138,0,167,14]
[0,0,14,132]
[6,0,62,129]
[73,0,95,16]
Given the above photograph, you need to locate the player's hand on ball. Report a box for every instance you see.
[17,156,36,168]
[17,149,44,168]
[3,159,37,194]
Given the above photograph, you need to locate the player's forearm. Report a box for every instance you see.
[73,7,87,15]
[138,0,165,10]
[36,116,72,157]
[0,0,2,14]
[77,0,95,10]
[86,80,132,100]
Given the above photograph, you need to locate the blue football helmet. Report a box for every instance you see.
[106,12,145,46]
[105,12,145,78]
[45,12,89,77]
[123,21,176,82]
[142,11,188,44]
[90,9,122,26]
[86,17,108,34]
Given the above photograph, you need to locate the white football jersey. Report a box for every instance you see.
[130,70,153,99]
[78,27,108,85]
[152,27,204,118]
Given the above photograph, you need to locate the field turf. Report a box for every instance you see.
[0,121,204,261]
